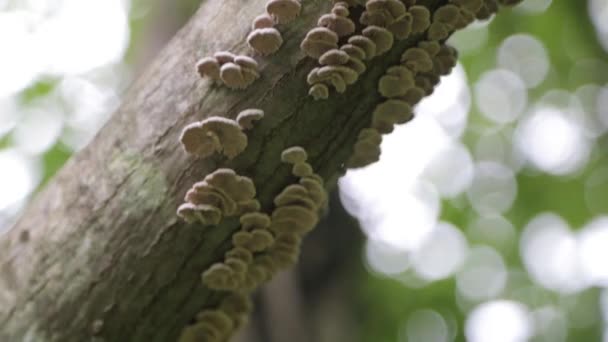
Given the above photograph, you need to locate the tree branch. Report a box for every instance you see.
[0,0,447,341]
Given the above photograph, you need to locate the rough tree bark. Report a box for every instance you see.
[0,0,444,341]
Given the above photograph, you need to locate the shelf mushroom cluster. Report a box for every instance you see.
[247,0,303,55]
[178,0,525,340]
[346,0,517,169]
[196,52,260,89]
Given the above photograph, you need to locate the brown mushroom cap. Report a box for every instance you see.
[299,176,326,205]
[252,13,275,29]
[185,186,237,214]
[332,2,350,16]
[348,35,377,60]
[346,128,383,169]
[362,26,394,56]
[345,57,367,75]
[271,205,319,234]
[292,162,314,178]
[180,121,220,157]
[451,0,483,13]
[236,108,265,130]
[409,5,431,33]
[247,27,283,55]
[318,13,356,37]
[214,51,236,64]
[197,311,234,335]
[220,62,252,90]
[181,117,247,159]
[301,27,339,59]
[196,57,221,80]
[226,247,254,264]
[274,184,317,210]
[378,74,414,98]
[281,146,308,164]
[266,0,302,24]
[240,212,272,231]
[400,86,426,105]
[309,83,329,100]
[319,49,350,65]
[371,99,413,133]
[202,168,256,203]
[428,22,450,40]
[387,13,413,40]
[401,47,434,72]
[419,41,441,56]
[340,43,367,60]
[177,203,222,225]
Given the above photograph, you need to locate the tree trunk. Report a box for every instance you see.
[0,0,443,341]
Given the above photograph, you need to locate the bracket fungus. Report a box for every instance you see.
[266,0,302,24]
[236,108,265,130]
[247,27,284,55]
[318,12,356,37]
[346,128,383,169]
[301,27,339,59]
[196,52,259,89]
[409,5,431,33]
[401,47,434,73]
[196,57,221,80]
[252,13,275,29]
[371,99,413,134]
[362,26,394,56]
[347,35,377,60]
[180,117,247,159]
[178,168,257,227]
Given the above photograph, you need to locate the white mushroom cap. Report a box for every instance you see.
[266,0,302,24]
[247,27,284,55]
[348,35,377,60]
[309,83,329,100]
[281,146,308,164]
[409,5,431,33]
[213,51,236,64]
[318,13,356,37]
[362,26,394,56]
[301,27,339,59]
[252,13,275,29]
[236,108,265,130]
[319,49,350,65]
[196,57,221,80]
